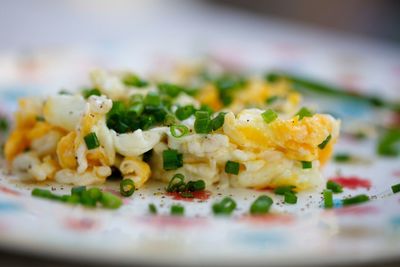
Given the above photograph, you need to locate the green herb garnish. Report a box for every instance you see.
[261,109,278,124]
[250,195,273,215]
[84,132,100,150]
[162,149,183,170]
[212,197,237,216]
[120,179,135,197]
[342,194,369,206]
[225,161,240,175]
[326,180,343,193]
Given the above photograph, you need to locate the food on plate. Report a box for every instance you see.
[4,69,340,192]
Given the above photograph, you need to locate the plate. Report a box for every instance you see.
[0,41,399,266]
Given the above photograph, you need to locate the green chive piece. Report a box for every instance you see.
[120,179,135,197]
[211,112,226,131]
[71,186,87,196]
[261,109,278,124]
[284,192,297,204]
[32,188,54,199]
[175,105,196,120]
[166,173,186,193]
[80,190,97,207]
[318,134,332,149]
[82,88,101,99]
[123,73,148,87]
[334,153,351,162]
[148,203,157,214]
[323,189,334,209]
[342,194,370,206]
[35,115,45,122]
[158,83,182,98]
[296,107,313,120]
[326,180,343,193]
[144,92,161,107]
[377,128,400,157]
[301,161,312,169]
[87,188,102,202]
[250,195,273,215]
[65,194,80,204]
[274,185,296,195]
[170,204,185,216]
[170,125,189,138]
[84,132,100,150]
[185,180,206,192]
[391,183,400,194]
[162,149,183,170]
[194,111,212,134]
[225,160,240,175]
[100,192,123,209]
[212,197,237,216]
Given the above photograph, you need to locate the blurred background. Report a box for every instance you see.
[0,0,399,50]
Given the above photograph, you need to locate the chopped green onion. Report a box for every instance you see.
[326,180,343,193]
[127,102,144,116]
[71,186,87,196]
[342,194,369,206]
[194,111,212,134]
[170,204,184,216]
[32,188,55,199]
[162,149,183,170]
[175,105,196,120]
[82,88,101,99]
[211,112,226,131]
[63,194,80,204]
[266,95,279,104]
[166,173,186,193]
[391,183,400,194]
[334,153,352,162]
[225,161,240,175]
[377,128,400,157]
[0,117,9,132]
[250,195,273,215]
[185,180,206,192]
[148,203,157,214]
[144,92,161,107]
[199,104,214,115]
[84,132,100,150]
[170,125,189,138]
[80,190,97,207]
[301,161,312,169]
[100,192,123,209]
[274,185,296,195]
[318,134,332,149]
[123,73,148,87]
[120,179,135,197]
[284,192,297,204]
[261,109,278,124]
[323,189,334,209]
[87,188,102,202]
[296,107,313,120]
[212,197,237,216]
[158,83,182,98]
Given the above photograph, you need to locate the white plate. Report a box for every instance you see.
[0,41,399,266]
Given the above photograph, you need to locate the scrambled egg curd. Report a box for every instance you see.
[4,69,340,191]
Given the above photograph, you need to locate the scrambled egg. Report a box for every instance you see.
[4,69,340,191]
